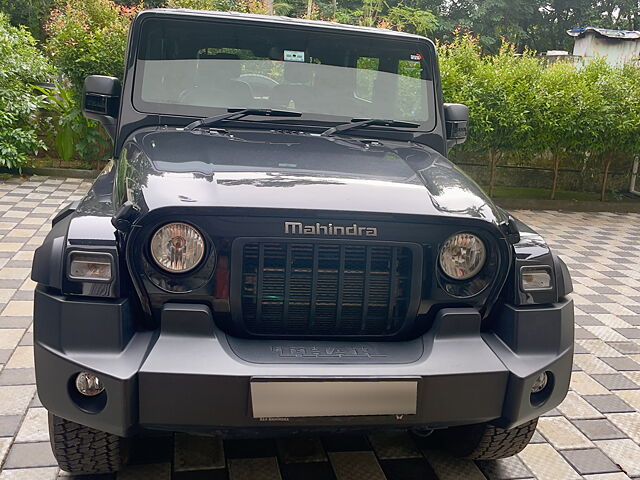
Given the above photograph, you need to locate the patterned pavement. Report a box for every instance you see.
[0,176,637,479]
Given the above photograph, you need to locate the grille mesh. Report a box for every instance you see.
[239,241,413,336]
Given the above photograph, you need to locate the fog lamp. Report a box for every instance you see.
[521,266,552,291]
[68,251,113,282]
[75,372,105,397]
[531,372,548,394]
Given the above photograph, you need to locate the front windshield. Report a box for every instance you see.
[133,17,436,130]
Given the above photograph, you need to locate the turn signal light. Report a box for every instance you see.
[521,266,552,291]
[68,251,113,282]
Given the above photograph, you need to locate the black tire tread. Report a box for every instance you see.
[443,418,538,460]
[49,413,127,474]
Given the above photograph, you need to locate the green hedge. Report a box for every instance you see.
[439,34,640,200]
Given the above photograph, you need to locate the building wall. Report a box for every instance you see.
[573,34,640,65]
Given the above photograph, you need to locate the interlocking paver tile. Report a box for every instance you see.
[0,467,58,479]
[518,444,581,480]
[3,442,56,468]
[601,357,640,371]
[477,456,533,479]
[571,372,611,395]
[0,385,35,416]
[583,394,635,413]
[15,408,49,443]
[606,412,640,443]
[592,374,639,390]
[595,439,640,476]
[561,448,620,475]
[537,416,593,449]
[573,419,627,441]
[557,391,604,419]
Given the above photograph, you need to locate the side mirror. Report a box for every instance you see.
[444,103,469,149]
[82,75,121,140]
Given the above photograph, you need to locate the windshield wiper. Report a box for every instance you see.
[185,108,302,131]
[321,118,420,137]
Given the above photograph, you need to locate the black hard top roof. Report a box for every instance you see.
[137,8,429,42]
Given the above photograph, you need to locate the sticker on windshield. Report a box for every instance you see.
[410,53,423,61]
[284,50,305,62]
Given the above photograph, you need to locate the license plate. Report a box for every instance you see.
[250,378,417,418]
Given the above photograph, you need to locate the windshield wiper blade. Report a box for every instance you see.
[185,108,302,131]
[321,118,420,137]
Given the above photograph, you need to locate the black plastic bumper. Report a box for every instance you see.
[34,286,574,437]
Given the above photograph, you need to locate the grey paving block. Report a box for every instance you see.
[575,328,598,339]
[615,329,640,339]
[573,419,628,440]
[574,343,589,354]
[117,463,172,479]
[601,357,640,371]
[541,408,562,417]
[561,448,620,475]
[228,457,282,480]
[174,433,225,471]
[0,368,36,385]
[530,431,546,444]
[4,441,57,468]
[583,394,635,413]
[591,374,639,390]
[477,456,533,479]
[609,342,640,355]
[277,437,327,464]
[0,316,32,328]
[0,414,22,437]
[0,349,14,364]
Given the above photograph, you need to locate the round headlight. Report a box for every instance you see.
[439,233,486,280]
[150,222,205,273]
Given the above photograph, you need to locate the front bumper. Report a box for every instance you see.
[34,286,574,437]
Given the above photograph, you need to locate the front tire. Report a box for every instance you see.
[48,413,129,474]
[439,418,538,460]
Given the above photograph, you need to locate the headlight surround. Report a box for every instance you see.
[150,222,205,273]
[439,233,486,280]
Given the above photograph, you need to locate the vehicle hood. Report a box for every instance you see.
[121,128,507,225]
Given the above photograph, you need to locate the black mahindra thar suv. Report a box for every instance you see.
[32,9,574,474]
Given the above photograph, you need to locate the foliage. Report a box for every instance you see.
[0,0,55,39]
[35,82,111,165]
[439,33,640,199]
[44,0,140,92]
[0,13,53,169]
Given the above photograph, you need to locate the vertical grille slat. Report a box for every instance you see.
[387,247,398,331]
[240,240,414,336]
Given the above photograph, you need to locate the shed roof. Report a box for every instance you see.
[567,26,640,40]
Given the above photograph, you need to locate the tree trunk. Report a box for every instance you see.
[488,150,501,197]
[265,0,274,15]
[601,155,612,202]
[551,152,561,200]
[306,0,313,18]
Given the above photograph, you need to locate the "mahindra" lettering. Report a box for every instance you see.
[284,221,378,237]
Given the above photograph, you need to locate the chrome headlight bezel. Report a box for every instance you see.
[150,222,206,274]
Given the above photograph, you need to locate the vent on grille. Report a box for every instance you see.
[239,241,414,336]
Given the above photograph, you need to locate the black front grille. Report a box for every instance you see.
[238,240,415,336]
